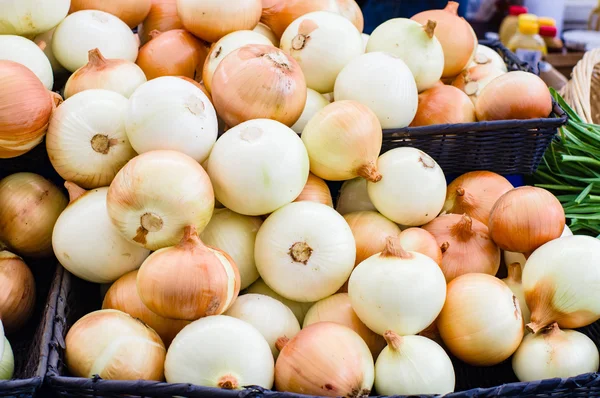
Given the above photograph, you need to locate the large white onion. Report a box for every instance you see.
[126,77,217,163]
[33,28,66,74]
[334,52,418,128]
[0,338,13,380]
[290,88,330,134]
[0,0,70,36]
[245,279,313,324]
[255,201,356,302]
[280,11,363,94]
[0,35,53,90]
[52,10,139,72]
[207,119,309,216]
[336,178,377,215]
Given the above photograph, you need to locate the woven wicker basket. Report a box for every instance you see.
[560,48,600,124]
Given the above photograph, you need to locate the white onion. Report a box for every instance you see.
[334,52,418,128]
[280,11,363,94]
[126,77,217,163]
[0,35,53,90]
[47,89,137,189]
[468,44,507,72]
[361,33,369,52]
[165,315,274,389]
[504,224,573,268]
[245,279,314,324]
[207,119,309,216]
[0,338,13,380]
[34,28,66,74]
[52,10,138,72]
[253,22,279,46]
[336,177,377,215]
[255,201,356,302]
[290,88,330,134]
[0,0,70,36]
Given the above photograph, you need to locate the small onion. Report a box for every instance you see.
[0,338,14,380]
[0,0,70,36]
[0,252,35,334]
[69,0,152,28]
[336,178,376,215]
[212,44,306,128]
[290,88,330,134]
[0,173,67,257]
[293,173,333,207]
[503,262,530,325]
[0,35,54,90]
[468,44,508,72]
[65,309,166,380]
[343,210,402,266]
[138,0,183,45]
[410,85,476,127]
[397,227,442,266]
[503,225,573,269]
[253,22,279,46]
[245,279,313,324]
[452,63,506,105]
[34,28,66,75]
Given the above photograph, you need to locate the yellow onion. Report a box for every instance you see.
[397,228,442,266]
[410,85,476,127]
[452,63,506,105]
[102,270,190,347]
[69,0,151,28]
[253,22,279,46]
[245,279,313,324]
[0,252,35,334]
[136,29,209,81]
[503,262,530,325]
[275,322,374,397]
[293,173,333,207]
[139,0,183,45]
[211,44,306,127]
[65,309,166,380]
[0,173,67,257]
[137,226,241,321]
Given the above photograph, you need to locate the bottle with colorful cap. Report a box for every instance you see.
[508,14,547,73]
[539,25,563,52]
[499,5,529,46]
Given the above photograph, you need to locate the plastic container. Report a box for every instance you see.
[499,5,528,46]
[525,0,566,35]
[540,26,563,52]
[508,15,547,73]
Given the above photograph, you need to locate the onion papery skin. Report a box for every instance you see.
[290,89,330,135]
[253,22,279,46]
[255,202,356,302]
[280,11,363,94]
[64,49,147,99]
[47,89,137,189]
[293,173,333,207]
[34,28,66,75]
[102,270,189,347]
[0,61,58,159]
[245,279,313,324]
[301,100,382,182]
[165,315,274,388]
[65,309,166,380]
[0,173,67,258]
[53,186,150,283]
[334,52,418,129]
[503,262,530,325]
[52,10,139,73]
[0,252,35,334]
[303,293,386,359]
[107,150,215,251]
[410,85,476,127]
[0,0,70,36]
[438,273,524,366]
[367,147,447,226]
[139,0,183,45]
[275,322,374,397]
[452,63,506,105]
[336,178,377,215]
[69,0,152,28]
[411,1,476,78]
[512,323,599,382]
[136,29,209,81]
[397,228,442,266]
[468,44,508,72]
[367,18,444,92]
[475,71,553,121]
[503,225,573,269]
[211,45,306,128]
[207,119,309,216]
[177,0,262,43]
[523,236,600,333]
[443,171,514,226]
[0,338,14,380]
[0,35,54,90]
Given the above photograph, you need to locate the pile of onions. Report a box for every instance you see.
[0,338,13,380]
[302,101,382,182]
[0,0,70,36]
[411,1,476,78]
[137,226,241,320]
[200,209,263,290]
[397,228,443,265]
[293,173,333,207]
[64,49,147,99]
[489,186,565,255]
[125,76,217,163]
[410,85,476,127]
[253,22,279,46]
[0,35,54,90]
[512,323,599,382]
[475,71,553,121]
[139,0,183,44]
[255,202,356,302]
[246,279,314,324]
[275,322,374,397]
[34,28,66,75]
[503,263,530,325]
[336,178,377,215]
[53,183,150,283]
[334,52,418,129]
[102,270,190,346]
[367,19,444,92]
[47,89,137,189]
[438,273,524,366]
[165,315,274,389]
[52,10,139,72]
[375,332,455,396]
[504,225,573,269]
[0,252,35,334]
[349,237,446,336]
[367,147,447,226]
[442,171,514,226]
[303,293,386,358]
[290,89,330,134]
[176,0,262,43]
[0,173,67,257]
[225,294,300,358]
[468,44,507,72]
[136,29,209,81]
[65,309,166,380]
[523,235,600,333]
[69,0,152,28]
[452,63,506,104]
[107,150,215,250]
[211,45,306,127]
[280,11,363,94]
[206,119,308,216]
[0,61,60,158]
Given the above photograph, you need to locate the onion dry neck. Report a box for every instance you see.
[381,237,413,259]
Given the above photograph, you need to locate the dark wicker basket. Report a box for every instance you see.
[381,40,568,175]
